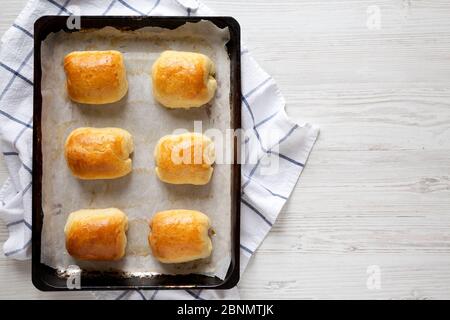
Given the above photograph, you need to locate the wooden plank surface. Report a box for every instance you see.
[1,0,450,299]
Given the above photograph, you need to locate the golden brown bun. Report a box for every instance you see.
[148,210,212,263]
[64,208,128,261]
[151,50,217,108]
[154,132,215,185]
[65,127,134,180]
[64,50,128,104]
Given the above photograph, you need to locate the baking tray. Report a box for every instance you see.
[32,16,241,291]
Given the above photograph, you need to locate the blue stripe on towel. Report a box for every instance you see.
[147,0,161,15]
[135,289,147,300]
[13,118,33,149]
[22,163,32,175]
[240,244,254,254]
[4,238,31,257]
[117,0,146,15]
[46,0,73,14]
[103,0,117,15]
[241,198,273,227]
[268,151,305,167]
[186,289,204,300]
[0,61,33,86]
[0,110,33,129]
[115,291,129,300]
[12,24,33,38]
[244,77,272,99]
[254,110,279,128]
[58,0,72,15]
[6,219,32,230]
[21,182,32,196]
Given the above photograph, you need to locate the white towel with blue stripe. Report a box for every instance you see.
[0,0,318,300]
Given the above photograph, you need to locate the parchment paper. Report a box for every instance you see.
[40,21,231,279]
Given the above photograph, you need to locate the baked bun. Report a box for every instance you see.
[64,50,128,104]
[154,132,215,185]
[64,208,128,261]
[151,50,217,108]
[65,127,134,180]
[148,210,213,263]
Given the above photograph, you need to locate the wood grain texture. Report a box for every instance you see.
[1,0,450,299]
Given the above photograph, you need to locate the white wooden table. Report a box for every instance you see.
[2,0,450,300]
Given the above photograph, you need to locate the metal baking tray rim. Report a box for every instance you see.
[32,15,241,291]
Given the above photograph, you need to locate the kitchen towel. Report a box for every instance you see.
[0,0,318,300]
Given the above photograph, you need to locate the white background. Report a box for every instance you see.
[1,0,450,299]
